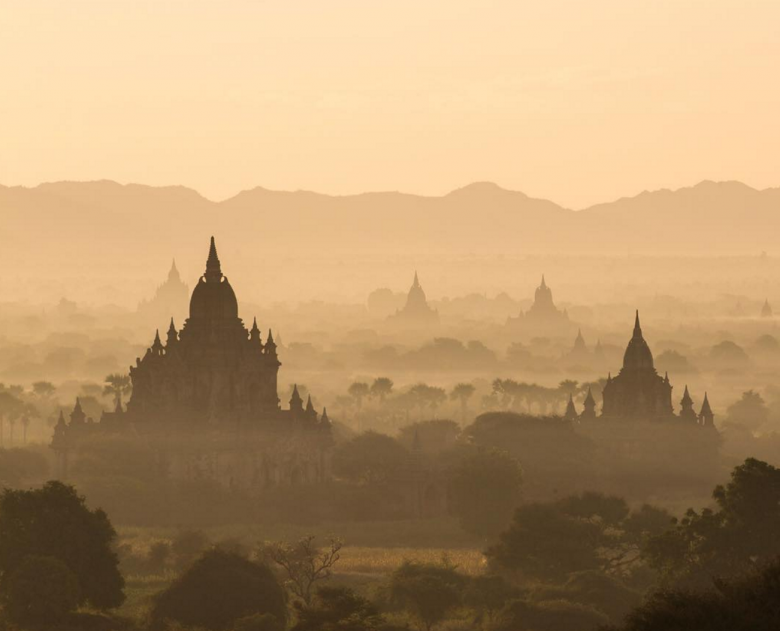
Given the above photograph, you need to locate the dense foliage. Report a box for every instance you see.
[0,481,125,610]
[149,549,286,631]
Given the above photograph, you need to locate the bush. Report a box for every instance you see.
[3,555,80,625]
[494,598,610,631]
[150,550,286,631]
[389,561,465,631]
[0,481,124,610]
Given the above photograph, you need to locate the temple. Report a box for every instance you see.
[388,272,439,325]
[761,299,773,318]
[601,312,674,420]
[507,275,573,334]
[586,311,715,426]
[52,238,333,486]
[138,259,189,323]
[127,238,282,425]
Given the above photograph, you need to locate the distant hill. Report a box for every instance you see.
[1,179,778,297]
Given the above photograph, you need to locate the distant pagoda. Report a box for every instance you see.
[506,275,574,335]
[138,259,189,323]
[388,272,439,325]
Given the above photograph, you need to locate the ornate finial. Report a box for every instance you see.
[413,271,420,287]
[633,310,642,338]
[205,236,223,282]
[168,259,180,282]
[74,397,83,413]
[306,395,315,413]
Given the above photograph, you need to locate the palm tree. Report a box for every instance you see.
[450,383,476,422]
[21,414,30,445]
[103,374,132,410]
[348,382,370,411]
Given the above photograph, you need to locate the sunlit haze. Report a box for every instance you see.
[2,0,779,207]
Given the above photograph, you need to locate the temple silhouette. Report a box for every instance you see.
[575,312,714,426]
[507,275,574,335]
[52,238,333,486]
[388,272,439,325]
[137,259,189,323]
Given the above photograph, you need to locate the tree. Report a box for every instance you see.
[260,535,343,607]
[370,377,394,403]
[463,574,519,625]
[332,432,408,484]
[487,492,669,581]
[348,382,370,411]
[293,586,385,631]
[450,383,476,422]
[32,380,56,399]
[389,561,465,631]
[2,555,81,626]
[603,558,780,631]
[448,448,523,537]
[0,481,124,610]
[398,419,460,455]
[150,549,286,631]
[103,373,132,409]
[644,458,780,588]
[726,390,769,432]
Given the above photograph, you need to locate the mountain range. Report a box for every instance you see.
[1,180,777,283]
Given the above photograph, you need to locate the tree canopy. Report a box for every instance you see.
[0,481,124,610]
[150,549,286,631]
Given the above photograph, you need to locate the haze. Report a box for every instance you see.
[3,0,780,207]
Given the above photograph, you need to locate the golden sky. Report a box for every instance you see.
[1,0,778,208]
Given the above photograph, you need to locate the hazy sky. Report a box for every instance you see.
[2,0,778,208]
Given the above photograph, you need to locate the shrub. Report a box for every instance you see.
[150,550,286,631]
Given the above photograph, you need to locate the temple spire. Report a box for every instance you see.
[540,274,547,289]
[633,310,642,338]
[166,319,178,346]
[413,271,420,287]
[205,236,223,282]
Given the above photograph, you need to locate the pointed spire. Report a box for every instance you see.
[633,310,643,338]
[700,392,713,415]
[205,236,223,282]
[306,395,317,420]
[681,385,693,405]
[564,394,578,420]
[168,258,181,282]
[152,329,164,353]
[265,329,277,355]
[56,410,66,426]
[320,407,331,428]
[73,397,83,414]
[290,384,303,411]
[540,274,547,289]
[249,317,262,344]
[584,386,595,406]
[166,319,178,346]
[413,271,420,288]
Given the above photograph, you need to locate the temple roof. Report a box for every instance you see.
[189,237,238,321]
[622,311,655,372]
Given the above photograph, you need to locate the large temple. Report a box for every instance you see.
[52,238,332,487]
[576,312,714,426]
